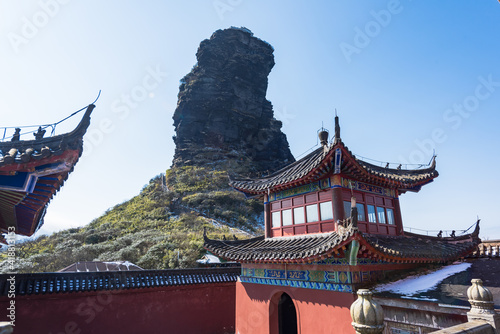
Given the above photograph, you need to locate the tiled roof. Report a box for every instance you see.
[0,105,93,168]
[204,222,480,264]
[346,150,438,192]
[229,141,438,195]
[230,146,331,193]
[204,227,356,263]
[0,267,240,296]
[355,158,438,185]
[0,104,94,236]
[362,232,480,262]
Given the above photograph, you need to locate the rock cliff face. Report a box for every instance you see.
[172,27,294,174]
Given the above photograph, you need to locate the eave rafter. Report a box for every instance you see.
[0,104,95,237]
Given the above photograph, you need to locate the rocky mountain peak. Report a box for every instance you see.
[172,27,294,175]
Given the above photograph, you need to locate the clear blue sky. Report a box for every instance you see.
[1,1,499,239]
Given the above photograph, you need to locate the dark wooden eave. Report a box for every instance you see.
[0,104,94,168]
[339,142,438,193]
[230,146,334,195]
[0,104,94,236]
[229,140,438,196]
[204,221,480,264]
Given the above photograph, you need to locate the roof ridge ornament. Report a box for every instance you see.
[429,155,437,169]
[334,112,341,144]
[318,123,329,148]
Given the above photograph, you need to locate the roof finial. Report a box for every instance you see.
[318,122,329,147]
[334,110,341,143]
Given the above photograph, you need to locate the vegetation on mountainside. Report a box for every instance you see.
[0,167,264,273]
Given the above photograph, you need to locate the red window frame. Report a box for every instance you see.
[270,190,334,237]
[342,189,398,236]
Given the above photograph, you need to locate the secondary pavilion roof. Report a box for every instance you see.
[229,119,438,196]
[0,104,94,237]
[204,220,481,264]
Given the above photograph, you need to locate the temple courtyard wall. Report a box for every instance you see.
[0,268,238,334]
[235,280,356,334]
[0,282,236,334]
[2,258,500,333]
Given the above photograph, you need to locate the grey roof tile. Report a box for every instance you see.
[204,223,481,264]
[230,141,438,194]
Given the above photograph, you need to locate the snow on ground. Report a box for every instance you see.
[374,262,472,296]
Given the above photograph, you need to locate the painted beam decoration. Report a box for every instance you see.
[268,176,396,202]
[334,148,342,174]
[240,276,354,293]
[240,259,387,292]
[341,177,396,198]
[269,178,331,202]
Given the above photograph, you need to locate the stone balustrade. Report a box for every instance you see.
[471,241,500,258]
[358,278,500,334]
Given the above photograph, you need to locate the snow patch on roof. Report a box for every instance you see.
[197,253,221,264]
[105,261,137,270]
[375,262,472,296]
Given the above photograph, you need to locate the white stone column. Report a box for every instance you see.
[467,278,500,332]
[350,289,385,334]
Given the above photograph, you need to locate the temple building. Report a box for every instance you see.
[0,104,94,239]
[204,116,481,334]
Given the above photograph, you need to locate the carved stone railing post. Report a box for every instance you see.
[350,289,385,334]
[467,279,500,332]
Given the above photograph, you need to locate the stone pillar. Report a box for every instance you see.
[350,289,385,334]
[264,200,271,238]
[467,279,500,332]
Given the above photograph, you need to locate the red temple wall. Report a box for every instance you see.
[235,281,356,334]
[0,282,235,334]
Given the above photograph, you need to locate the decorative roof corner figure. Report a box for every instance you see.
[11,128,20,141]
[34,126,46,140]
